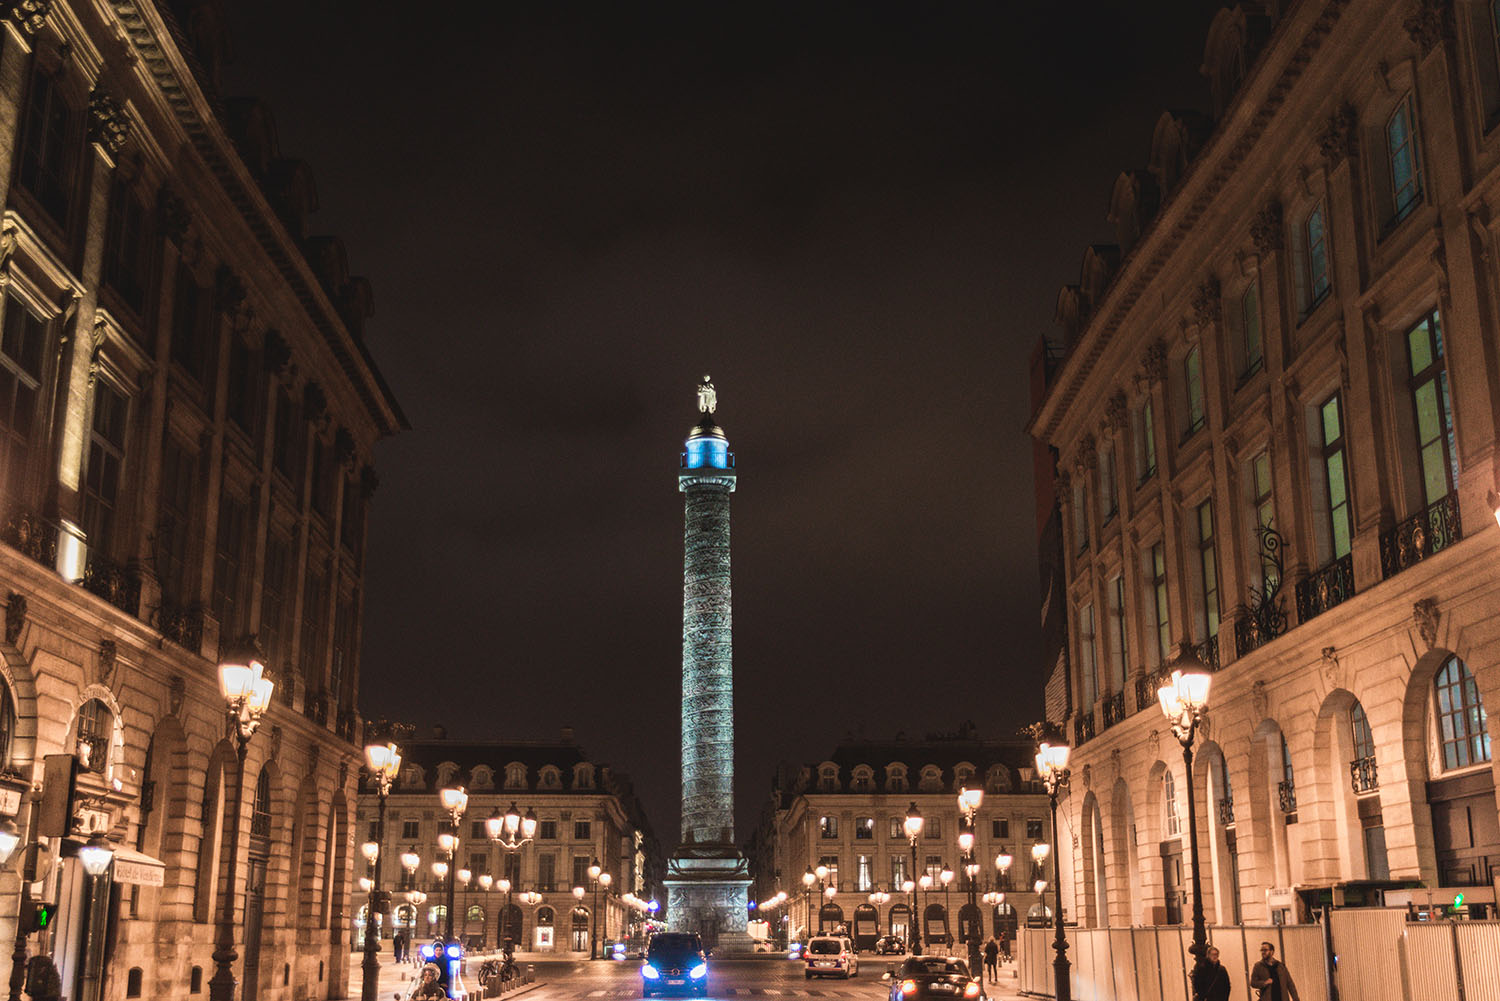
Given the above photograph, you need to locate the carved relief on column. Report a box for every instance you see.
[2,1,52,37]
[1413,597,1440,649]
[1075,433,1097,472]
[1317,104,1359,169]
[87,86,129,161]
[1404,0,1456,57]
[1191,276,1222,328]
[1251,201,1284,256]
[1103,390,1128,439]
[3,592,24,646]
[1139,339,1167,386]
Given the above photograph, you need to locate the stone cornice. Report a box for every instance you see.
[1027,0,1353,444]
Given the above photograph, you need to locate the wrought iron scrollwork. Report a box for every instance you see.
[1236,524,1288,657]
[1380,491,1462,579]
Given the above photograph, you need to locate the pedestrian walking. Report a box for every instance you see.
[983,936,999,979]
[1000,928,1012,963]
[1192,945,1231,1001]
[1249,941,1299,1001]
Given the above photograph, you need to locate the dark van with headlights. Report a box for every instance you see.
[641,932,708,997]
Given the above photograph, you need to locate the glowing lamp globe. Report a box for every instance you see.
[478,874,493,891]
[1032,843,1050,863]
[995,852,1013,872]
[0,819,20,865]
[77,835,114,876]
[361,841,379,864]
[958,830,975,853]
[432,861,448,879]
[437,832,457,855]
[903,802,924,840]
[401,851,420,873]
[802,868,816,888]
[438,786,468,817]
[498,878,511,893]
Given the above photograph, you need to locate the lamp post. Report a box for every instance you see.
[361,735,402,1001]
[1158,647,1214,964]
[486,802,536,949]
[957,784,984,989]
[802,867,816,943]
[477,874,493,948]
[1034,736,1072,1001]
[993,852,1012,956]
[498,877,513,950]
[76,835,114,1001]
[903,802,924,953]
[437,786,468,943]
[209,637,274,1001]
[918,874,933,950]
[939,865,954,950]
[588,859,603,959]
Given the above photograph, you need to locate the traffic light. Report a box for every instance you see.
[20,902,53,935]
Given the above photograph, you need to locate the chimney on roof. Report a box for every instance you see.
[561,726,575,743]
[432,724,447,739]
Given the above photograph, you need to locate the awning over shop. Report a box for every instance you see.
[110,847,165,887]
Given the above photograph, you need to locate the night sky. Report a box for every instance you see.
[223,2,1215,843]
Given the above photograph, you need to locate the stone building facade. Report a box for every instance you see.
[1027,0,1500,929]
[749,730,1054,949]
[355,735,664,955]
[0,3,403,1000]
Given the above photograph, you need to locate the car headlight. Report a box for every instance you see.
[641,964,660,980]
[690,963,708,979]
[964,983,980,997]
[901,980,918,995]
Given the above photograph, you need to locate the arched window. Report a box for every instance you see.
[75,699,112,774]
[1162,770,1181,838]
[0,677,14,771]
[1436,656,1491,770]
[251,768,273,839]
[886,764,908,793]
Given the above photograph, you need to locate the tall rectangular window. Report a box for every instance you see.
[856,856,873,892]
[1303,203,1331,310]
[1250,451,1278,591]
[170,264,211,386]
[17,72,76,226]
[819,855,839,886]
[211,495,250,638]
[103,181,151,316]
[1099,443,1118,522]
[301,569,328,693]
[1184,345,1205,437]
[1078,603,1097,708]
[1387,96,1422,222]
[1406,311,1457,507]
[1150,542,1170,666]
[1073,480,1088,553]
[0,300,46,517]
[261,535,291,675]
[155,439,195,604]
[1107,574,1127,692]
[890,855,907,886]
[1319,393,1353,560]
[225,337,257,434]
[81,380,128,557]
[572,856,590,889]
[819,816,838,839]
[537,854,556,889]
[311,438,335,519]
[855,817,874,840]
[1196,499,1220,638]
[272,387,302,483]
[1240,282,1263,378]
[1135,398,1157,482]
[331,598,356,710]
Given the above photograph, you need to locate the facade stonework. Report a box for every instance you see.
[1028,0,1500,929]
[0,3,403,999]
[747,732,1053,949]
[354,737,662,955]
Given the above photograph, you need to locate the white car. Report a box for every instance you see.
[804,936,858,979]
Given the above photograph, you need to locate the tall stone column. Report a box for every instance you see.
[666,376,752,951]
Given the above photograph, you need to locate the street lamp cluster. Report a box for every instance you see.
[1022,642,1212,1001]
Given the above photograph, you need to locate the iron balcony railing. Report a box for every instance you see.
[1194,635,1220,672]
[157,601,205,653]
[1102,691,1126,729]
[1380,491,1462,579]
[80,550,142,618]
[1075,709,1096,745]
[1217,796,1235,826]
[1277,781,1297,817]
[1350,755,1378,794]
[1295,554,1355,622]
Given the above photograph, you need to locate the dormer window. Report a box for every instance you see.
[817,763,839,792]
[918,765,943,792]
[573,762,595,789]
[505,762,527,790]
[434,761,459,790]
[851,766,874,792]
[985,765,1011,794]
[885,764,908,793]
[469,765,495,791]
[539,766,562,790]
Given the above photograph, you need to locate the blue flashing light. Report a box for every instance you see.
[446,944,461,959]
[648,900,660,912]
[685,438,729,470]
[747,901,756,910]
[641,964,661,980]
[419,945,435,960]
[690,963,708,979]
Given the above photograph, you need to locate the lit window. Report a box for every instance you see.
[1435,656,1491,770]
[1196,499,1219,639]
[1163,770,1180,838]
[1351,702,1375,761]
[1302,203,1331,311]
[1184,346,1205,436]
[819,816,838,839]
[1319,393,1352,560]
[1077,604,1097,707]
[1406,311,1457,508]
[1386,96,1422,222]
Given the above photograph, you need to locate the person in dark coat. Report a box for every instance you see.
[1192,945,1232,1001]
[983,936,999,978]
[1249,941,1299,1001]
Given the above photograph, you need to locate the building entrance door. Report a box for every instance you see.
[243,856,268,1000]
[1160,844,1183,924]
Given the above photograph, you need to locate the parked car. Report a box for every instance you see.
[752,940,777,953]
[874,935,905,955]
[641,932,709,997]
[804,935,858,979]
[884,956,980,1001]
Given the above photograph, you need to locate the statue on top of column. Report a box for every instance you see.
[697,375,717,414]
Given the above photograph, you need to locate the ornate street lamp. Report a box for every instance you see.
[361,732,403,1001]
[939,865,954,950]
[498,877,513,949]
[437,787,468,943]
[1158,646,1214,965]
[1034,734,1072,1001]
[209,637,274,1001]
[802,867,816,942]
[956,783,985,992]
[903,803,924,953]
[588,859,604,959]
